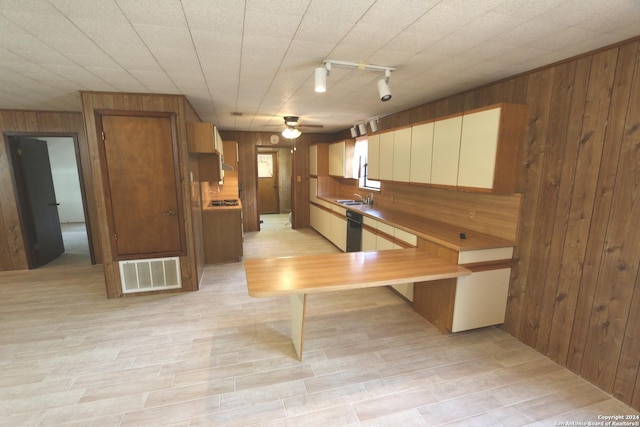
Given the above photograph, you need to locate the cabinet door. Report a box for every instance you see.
[458,108,501,190]
[187,122,215,153]
[309,144,318,176]
[451,268,510,332]
[330,214,347,252]
[379,131,394,181]
[329,141,345,177]
[309,177,318,203]
[367,133,380,180]
[431,115,462,187]
[392,127,412,182]
[409,122,434,184]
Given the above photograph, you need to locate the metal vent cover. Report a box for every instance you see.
[119,257,181,294]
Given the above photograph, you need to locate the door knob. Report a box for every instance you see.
[163,210,177,216]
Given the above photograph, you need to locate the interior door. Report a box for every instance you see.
[100,114,184,259]
[258,152,279,214]
[13,137,65,267]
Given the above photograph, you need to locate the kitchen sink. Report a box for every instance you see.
[335,199,366,206]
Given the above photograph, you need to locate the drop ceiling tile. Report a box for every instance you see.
[493,0,566,18]
[181,0,244,31]
[1,10,85,39]
[244,8,303,39]
[115,0,187,28]
[191,30,243,61]
[99,43,161,70]
[134,25,195,51]
[0,0,60,14]
[73,19,140,44]
[48,0,126,22]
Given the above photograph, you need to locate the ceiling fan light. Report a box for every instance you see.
[282,126,301,139]
[314,67,327,92]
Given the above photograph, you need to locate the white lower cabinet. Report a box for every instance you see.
[329,205,347,252]
[451,268,511,332]
[450,247,513,331]
[362,217,378,252]
[310,203,331,240]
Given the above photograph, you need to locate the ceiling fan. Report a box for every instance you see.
[276,116,324,140]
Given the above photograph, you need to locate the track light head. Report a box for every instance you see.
[377,79,392,102]
[369,119,379,133]
[314,67,326,93]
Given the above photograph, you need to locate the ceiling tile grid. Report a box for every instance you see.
[0,0,637,132]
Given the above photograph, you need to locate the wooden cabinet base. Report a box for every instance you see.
[203,210,243,264]
[413,278,456,333]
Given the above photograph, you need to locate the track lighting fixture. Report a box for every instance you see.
[358,123,367,135]
[369,118,379,133]
[377,69,392,102]
[313,59,395,101]
[314,62,330,93]
[350,127,358,138]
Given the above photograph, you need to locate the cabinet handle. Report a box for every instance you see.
[163,210,177,216]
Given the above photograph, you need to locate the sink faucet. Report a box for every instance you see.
[353,193,371,205]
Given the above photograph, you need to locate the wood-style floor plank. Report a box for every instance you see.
[0,216,637,425]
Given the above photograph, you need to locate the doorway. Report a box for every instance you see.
[257,148,292,229]
[6,134,94,268]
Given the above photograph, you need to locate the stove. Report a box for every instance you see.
[209,199,239,207]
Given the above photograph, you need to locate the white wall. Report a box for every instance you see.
[45,137,84,223]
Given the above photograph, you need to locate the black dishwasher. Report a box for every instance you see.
[346,210,363,252]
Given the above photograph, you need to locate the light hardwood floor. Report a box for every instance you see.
[0,219,637,426]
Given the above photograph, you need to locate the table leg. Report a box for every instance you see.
[290,294,307,360]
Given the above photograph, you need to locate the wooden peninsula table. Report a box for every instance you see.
[244,248,470,360]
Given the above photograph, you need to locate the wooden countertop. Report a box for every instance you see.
[203,200,243,211]
[317,196,514,251]
[245,248,470,297]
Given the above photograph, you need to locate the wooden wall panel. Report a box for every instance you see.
[80,91,200,297]
[0,109,100,271]
[365,36,640,411]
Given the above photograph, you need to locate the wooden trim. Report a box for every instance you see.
[460,259,512,272]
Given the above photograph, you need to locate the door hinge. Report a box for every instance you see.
[114,233,118,241]
[101,131,105,141]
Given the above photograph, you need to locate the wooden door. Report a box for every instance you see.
[12,137,65,267]
[99,113,184,259]
[257,152,279,214]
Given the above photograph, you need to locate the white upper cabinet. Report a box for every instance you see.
[367,133,380,180]
[458,108,501,190]
[431,115,463,187]
[457,104,527,193]
[329,140,357,178]
[378,131,394,181]
[392,127,412,182]
[309,144,318,176]
[409,121,434,184]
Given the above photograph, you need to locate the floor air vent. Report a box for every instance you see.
[119,257,182,294]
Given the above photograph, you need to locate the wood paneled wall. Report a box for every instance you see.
[219,131,333,232]
[371,37,640,410]
[80,91,202,297]
[0,110,100,271]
